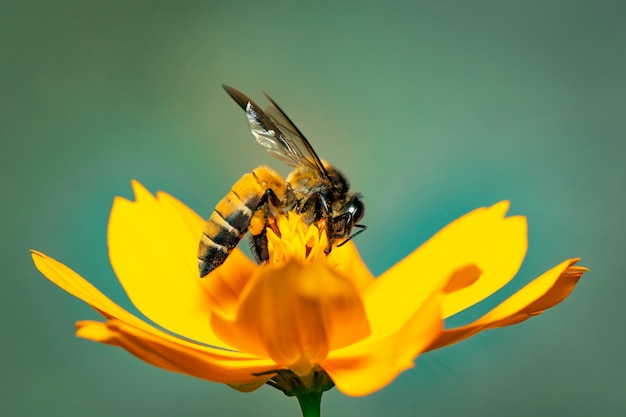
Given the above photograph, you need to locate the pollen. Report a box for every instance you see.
[266,212,328,265]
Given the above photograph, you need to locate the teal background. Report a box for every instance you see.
[2,1,624,416]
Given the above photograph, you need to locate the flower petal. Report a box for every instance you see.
[108,180,255,347]
[31,250,254,360]
[428,258,586,350]
[326,241,375,293]
[32,250,151,331]
[76,319,276,388]
[322,285,443,396]
[324,203,527,396]
[371,201,527,322]
[210,260,371,376]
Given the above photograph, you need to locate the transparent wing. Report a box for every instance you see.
[262,91,329,178]
[223,85,328,178]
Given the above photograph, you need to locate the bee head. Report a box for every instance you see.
[346,194,365,225]
[330,193,365,241]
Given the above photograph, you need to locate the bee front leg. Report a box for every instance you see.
[331,212,367,244]
[330,211,351,239]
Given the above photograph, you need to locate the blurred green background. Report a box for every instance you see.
[2,1,624,416]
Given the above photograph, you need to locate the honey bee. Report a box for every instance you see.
[197,85,366,277]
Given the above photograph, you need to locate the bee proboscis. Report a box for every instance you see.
[197,85,366,277]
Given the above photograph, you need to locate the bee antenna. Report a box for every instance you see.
[337,224,367,247]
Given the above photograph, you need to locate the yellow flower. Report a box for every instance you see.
[31,181,586,397]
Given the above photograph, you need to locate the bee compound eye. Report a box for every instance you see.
[348,198,364,224]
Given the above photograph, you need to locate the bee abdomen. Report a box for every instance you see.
[197,185,257,277]
[197,238,229,277]
[198,168,285,277]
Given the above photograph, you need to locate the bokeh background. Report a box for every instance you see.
[2,1,624,416]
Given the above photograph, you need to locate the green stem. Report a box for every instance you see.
[296,392,323,417]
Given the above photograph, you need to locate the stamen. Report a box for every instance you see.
[266,212,328,265]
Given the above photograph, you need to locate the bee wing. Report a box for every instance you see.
[246,102,316,169]
[262,91,329,178]
[223,85,328,178]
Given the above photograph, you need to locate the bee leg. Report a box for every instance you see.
[259,187,281,208]
[336,223,367,247]
[249,189,281,265]
[332,212,350,236]
[249,232,268,264]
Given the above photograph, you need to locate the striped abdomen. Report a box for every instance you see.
[197,167,285,277]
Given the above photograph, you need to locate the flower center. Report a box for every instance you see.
[266,212,329,265]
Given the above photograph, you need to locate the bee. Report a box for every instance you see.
[197,85,366,277]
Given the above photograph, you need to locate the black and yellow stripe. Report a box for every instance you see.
[197,166,285,277]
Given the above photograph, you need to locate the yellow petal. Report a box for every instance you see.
[444,264,482,293]
[210,260,371,376]
[326,241,375,293]
[76,319,276,386]
[108,180,255,347]
[31,250,253,360]
[369,201,527,325]
[322,285,443,396]
[327,202,526,396]
[201,249,258,322]
[428,258,586,350]
[32,250,152,331]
